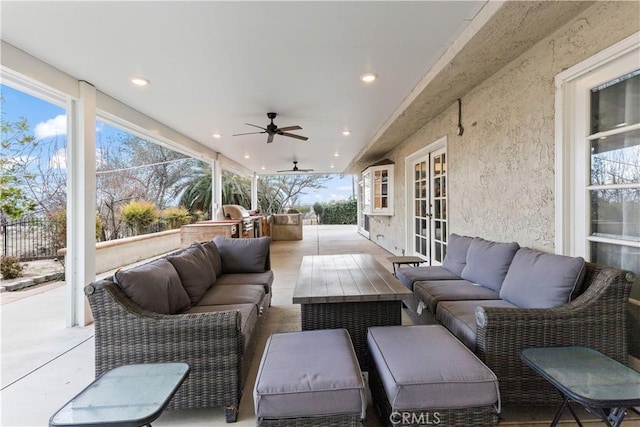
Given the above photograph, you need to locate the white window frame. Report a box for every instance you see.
[555,32,640,257]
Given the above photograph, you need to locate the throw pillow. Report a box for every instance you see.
[167,243,216,305]
[460,237,519,291]
[114,258,191,314]
[500,248,586,308]
[213,236,271,273]
[202,240,223,277]
[441,233,473,276]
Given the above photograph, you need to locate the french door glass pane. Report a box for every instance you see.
[590,70,639,134]
[590,189,640,241]
[591,128,640,185]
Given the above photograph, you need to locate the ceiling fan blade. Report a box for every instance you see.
[232,131,266,136]
[280,132,309,141]
[267,133,275,144]
[277,125,302,132]
[245,123,267,131]
[298,169,315,172]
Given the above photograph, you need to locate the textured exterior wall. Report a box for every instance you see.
[368,1,640,255]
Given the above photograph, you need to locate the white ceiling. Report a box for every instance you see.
[1,1,485,175]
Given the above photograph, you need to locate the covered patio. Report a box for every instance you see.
[1,1,639,426]
[3,225,636,426]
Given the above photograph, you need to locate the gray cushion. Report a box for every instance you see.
[414,279,500,313]
[396,266,459,291]
[254,329,366,419]
[367,325,499,410]
[441,233,473,276]
[197,284,265,308]
[214,271,274,294]
[114,258,191,314]
[461,238,520,291]
[436,300,516,351]
[202,240,223,277]
[167,243,216,305]
[499,248,586,308]
[213,236,271,273]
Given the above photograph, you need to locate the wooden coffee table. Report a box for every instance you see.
[293,254,411,368]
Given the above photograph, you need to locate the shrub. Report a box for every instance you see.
[48,209,103,249]
[162,206,192,229]
[120,200,159,234]
[319,198,357,225]
[312,202,324,224]
[1,256,23,279]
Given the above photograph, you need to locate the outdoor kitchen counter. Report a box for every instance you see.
[180,220,241,246]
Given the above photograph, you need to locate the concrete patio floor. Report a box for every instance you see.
[1,225,638,426]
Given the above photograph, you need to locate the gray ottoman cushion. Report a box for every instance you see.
[367,325,499,410]
[396,266,459,291]
[254,329,366,420]
[414,280,500,313]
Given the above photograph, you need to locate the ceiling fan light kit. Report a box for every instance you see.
[232,112,308,143]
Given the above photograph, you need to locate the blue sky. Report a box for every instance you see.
[1,84,354,204]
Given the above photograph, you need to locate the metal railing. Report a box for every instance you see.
[1,214,62,261]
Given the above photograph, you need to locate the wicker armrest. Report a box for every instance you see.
[474,262,633,405]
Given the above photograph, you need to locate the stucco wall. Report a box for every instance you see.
[370,1,640,254]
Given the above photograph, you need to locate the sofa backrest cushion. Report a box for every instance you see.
[167,243,216,305]
[499,248,586,308]
[460,238,519,291]
[202,241,223,277]
[114,258,191,314]
[213,236,271,273]
[441,233,473,276]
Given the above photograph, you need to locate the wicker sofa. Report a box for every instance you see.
[397,234,634,406]
[85,236,273,423]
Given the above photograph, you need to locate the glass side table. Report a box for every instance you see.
[521,346,640,427]
[49,362,190,427]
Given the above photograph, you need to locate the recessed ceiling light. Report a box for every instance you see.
[212,133,222,139]
[244,154,250,159]
[342,130,351,136]
[360,73,378,83]
[261,166,266,170]
[330,164,335,169]
[130,77,150,86]
[334,152,340,157]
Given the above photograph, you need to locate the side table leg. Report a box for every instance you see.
[550,397,570,427]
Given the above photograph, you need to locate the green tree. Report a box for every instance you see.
[312,202,324,224]
[1,111,37,219]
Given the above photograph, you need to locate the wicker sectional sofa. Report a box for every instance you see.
[397,234,634,406]
[85,236,273,423]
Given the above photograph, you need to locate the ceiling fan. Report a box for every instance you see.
[277,161,314,173]
[232,112,308,143]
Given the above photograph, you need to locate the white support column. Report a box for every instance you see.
[66,81,97,327]
[251,173,258,211]
[212,159,222,219]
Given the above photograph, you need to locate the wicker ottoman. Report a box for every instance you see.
[253,329,366,426]
[367,325,500,427]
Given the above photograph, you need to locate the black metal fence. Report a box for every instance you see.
[1,213,200,261]
[1,214,62,261]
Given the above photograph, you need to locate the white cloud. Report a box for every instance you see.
[329,193,348,200]
[337,185,352,192]
[48,148,108,170]
[35,115,67,139]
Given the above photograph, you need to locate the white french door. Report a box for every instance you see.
[406,138,447,263]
